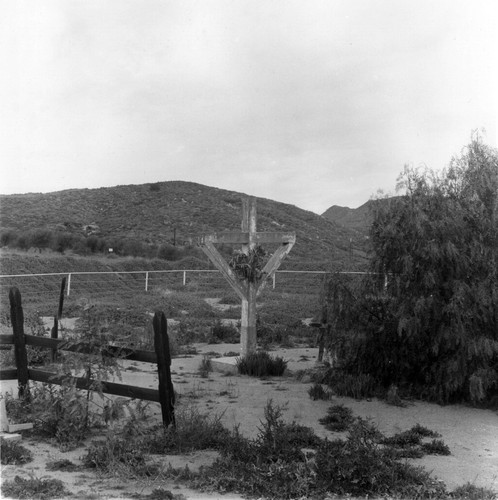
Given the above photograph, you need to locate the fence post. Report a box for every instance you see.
[58,276,66,319]
[51,277,66,362]
[67,273,71,296]
[145,272,149,292]
[153,311,175,427]
[9,287,30,400]
[183,271,187,286]
[272,273,276,289]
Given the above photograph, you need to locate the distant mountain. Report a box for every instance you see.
[322,201,374,236]
[322,198,396,237]
[0,181,369,269]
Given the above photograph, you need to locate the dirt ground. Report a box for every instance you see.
[1,342,498,499]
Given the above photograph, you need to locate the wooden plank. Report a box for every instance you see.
[199,240,247,300]
[201,232,296,245]
[0,335,14,345]
[24,335,157,363]
[258,239,296,295]
[0,369,18,380]
[28,369,160,402]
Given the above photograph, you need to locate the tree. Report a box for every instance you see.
[334,137,498,404]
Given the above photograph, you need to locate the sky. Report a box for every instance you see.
[1,0,497,214]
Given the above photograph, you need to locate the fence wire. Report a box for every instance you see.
[0,270,333,310]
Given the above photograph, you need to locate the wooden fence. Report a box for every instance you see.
[0,286,175,427]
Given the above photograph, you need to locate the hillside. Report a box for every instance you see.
[0,181,369,269]
[321,198,398,237]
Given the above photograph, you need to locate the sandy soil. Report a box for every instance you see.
[1,342,497,499]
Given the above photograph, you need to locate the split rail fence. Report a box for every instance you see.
[0,287,175,427]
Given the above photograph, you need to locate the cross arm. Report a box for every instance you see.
[198,240,248,301]
[200,232,296,245]
[256,233,296,295]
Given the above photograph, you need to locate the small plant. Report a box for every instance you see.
[228,246,267,282]
[0,439,33,465]
[421,438,451,456]
[1,475,70,500]
[146,404,230,454]
[386,384,407,407]
[83,434,151,475]
[381,425,450,458]
[319,404,355,431]
[308,383,332,401]
[206,320,239,344]
[236,351,287,377]
[323,369,377,399]
[197,355,212,378]
[46,459,79,472]
[452,483,498,499]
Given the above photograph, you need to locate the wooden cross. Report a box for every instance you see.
[199,197,296,355]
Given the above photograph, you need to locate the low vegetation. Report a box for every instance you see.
[1,476,70,500]
[0,440,33,465]
[236,351,287,377]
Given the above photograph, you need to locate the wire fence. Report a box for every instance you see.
[0,269,370,312]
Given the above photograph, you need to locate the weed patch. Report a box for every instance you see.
[308,382,332,400]
[1,475,70,500]
[236,351,287,377]
[0,440,33,465]
[319,404,355,431]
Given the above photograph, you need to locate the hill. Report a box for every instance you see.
[0,181,369,270]
[322,198,398,237]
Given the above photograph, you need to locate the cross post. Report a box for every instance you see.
[199,197,296,356]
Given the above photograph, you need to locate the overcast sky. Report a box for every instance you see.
[1,1,497,214]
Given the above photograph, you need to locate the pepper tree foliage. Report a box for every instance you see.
[328,138,498,404]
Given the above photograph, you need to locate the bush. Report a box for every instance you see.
[452,483,497,499]
[308,383,332,401]
[206,320,239,344]
[0,440,33,465]
[157,243,181,261]
[319,404,354,432]
[1,476,70,500]
[188,401,450,500]
[315,418,447,498]
[145,405,231,454]
[323,369,378,399]
[0,229,18,247]
[236,351,287,377]
[197,355,211,378]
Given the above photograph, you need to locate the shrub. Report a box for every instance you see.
[197,355,211,378]
[308,383,332,401]
[452,483,497,499]
[236,351,287,377]
[206,320,239,344]
[0,440,33,465]
[146,405,231,454]
[83,434,148,473]
[188,401,450,500]
[1,476,70,500]
[421,439,451,456]
[157,243,181,261]
[319,404,355,432]
[0,229,18,247]
[323,369,378,399]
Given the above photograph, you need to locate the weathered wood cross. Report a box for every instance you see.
[199,197,296,355]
